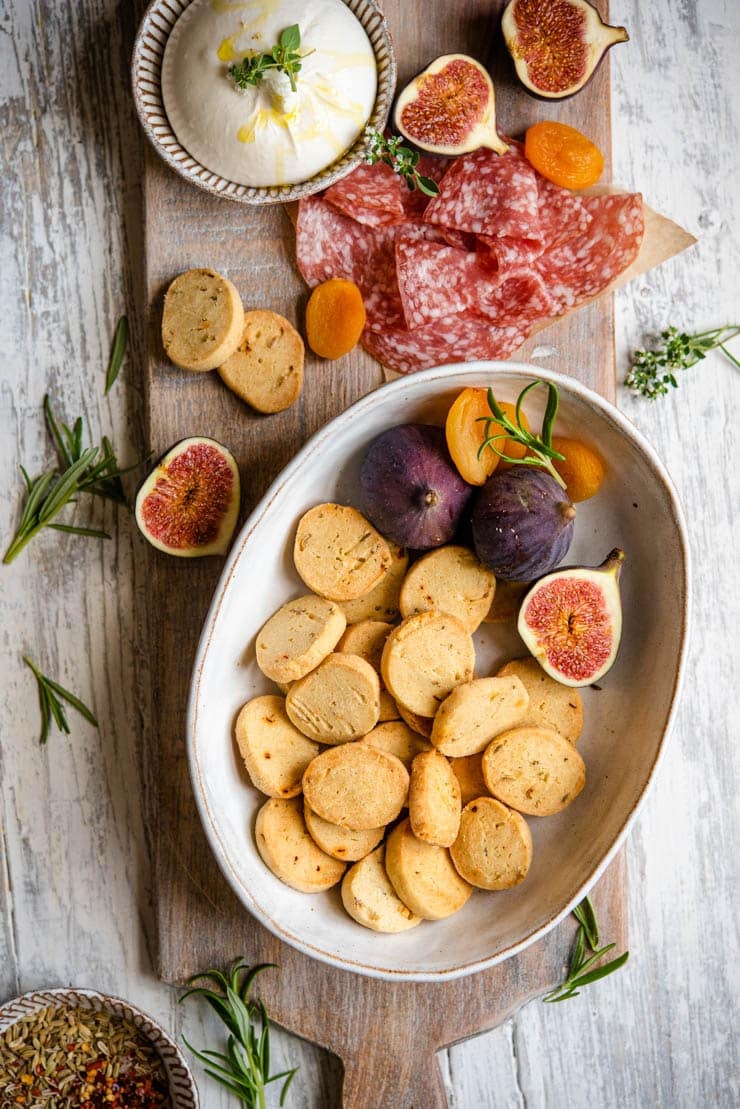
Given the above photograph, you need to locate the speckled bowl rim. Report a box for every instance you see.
[132,0,396,204]
[0,986,199,1107]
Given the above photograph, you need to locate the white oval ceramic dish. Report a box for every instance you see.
[132,0,395,204]
[187,362,690,981]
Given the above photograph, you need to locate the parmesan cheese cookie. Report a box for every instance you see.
[341,845,422,933]
[286,653,380,743]
[450,797,533,890]
[496,657,584,744]
[450,753,489,807]
[340,542,408,623]
[385,818,472,920]
[217,309,304,413]
[430,676,529,757]
[294,503,392,602]
[483,579,529,624]
[362,720,432,769]
[255,796,346,892]
[162,268,244,372]
[304,802,384,861]
[399,546,496,633]
[235,695,319,798]
[381,612,475,718]
[409,750,461,847]
[482,725,586,816]
[256,594,346,683]
[396,702,434,738]
[378,689,401,722]
[302,742,409,830]
[337,620,393,673]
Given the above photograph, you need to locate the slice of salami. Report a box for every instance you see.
[399,154,450,219]
[361,312,531,375]
[476,269,556,327]
[535,192,644,312]
[324,162,406,227]
[536,175,593,250]
[424,147,542,241]
[478,234,544,271]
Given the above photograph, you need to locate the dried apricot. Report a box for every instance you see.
[446,389,530,485]
[305,277,366,360]
[551,436,605,501]
[524,121,604,190]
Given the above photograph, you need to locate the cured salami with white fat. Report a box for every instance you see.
[424,147,541,241]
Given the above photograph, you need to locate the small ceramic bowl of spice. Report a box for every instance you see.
[0,987,198,1107]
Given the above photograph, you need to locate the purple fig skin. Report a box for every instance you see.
[360,425,473,550]
[471,468,576,581]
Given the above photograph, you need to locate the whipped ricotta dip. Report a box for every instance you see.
[161,0,378,187]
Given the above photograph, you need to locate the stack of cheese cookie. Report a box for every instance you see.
[237,501,587,934]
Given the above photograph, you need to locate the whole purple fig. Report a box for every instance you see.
[360,425,472,549]
[472,468,576,581]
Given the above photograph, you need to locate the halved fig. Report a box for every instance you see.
[517,548,624,687]
[135,437,240,557]
[502,0,629,100]
[394,54,508,157]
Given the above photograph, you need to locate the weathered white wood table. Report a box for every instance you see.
[1,1,738,1105]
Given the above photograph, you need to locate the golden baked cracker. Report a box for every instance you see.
[235,695,319,798]
[450,753,489,807]
[286,653,380,743]
[361,720,432,769]
[450,797,533,890]
[255,594,346,683]
[396,701,434,738]
[336,620,393,673]
[385,818,472,920]
[381,611,475,718]
[496,657,584,744]
[302,742,409,831]
[483,579,529,624]
[162,268,243,371]
[482,725,586,816]
[430,676,529,757]
[378,689,401,722]
[399,545,496,633]
[255,796,346,892]
[340,542,408,623]
[409,750,461,847]
[293,503,392,602]
[304,802,384,862]
[341,845,422,933]
[217,309,304,414]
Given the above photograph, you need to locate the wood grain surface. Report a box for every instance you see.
[1,0,738,1107]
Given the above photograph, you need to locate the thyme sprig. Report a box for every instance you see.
[365,129,440,196]
[544,896,629,1003]
[181,959,297,1108]
[24,656,98,745]
[476,380,567,488]
[229,25,309,94]
[625,324,740,399]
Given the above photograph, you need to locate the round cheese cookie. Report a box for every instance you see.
[286,653,380,743]
[255,796,346,892]
[255,594,346,684]
[340,542,408,623]
[304,802,384,862]
[385,818,472,920]
[361,720,432,770]
[162,268,243,371]
[450,797,533,890]
[399,545,496,633]
[482,725,586,816]
[235,695,319,798]
[396,701,434,738]
[483,579,529,624]
[302,742,409,831]
[381,611,475,719]
[336,620,393,673]
[450,753,489,807]
[378,689,401,722]
[409,749,461,847]
[293,503,392,602]
[341,845,422,933]
[496,657,584,744]
[430,675,529,757]
[217,309,304,414]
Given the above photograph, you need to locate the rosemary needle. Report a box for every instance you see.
[24,656,98,745]
[544,895,629,1003]
[477,380,567,488]
[104,315,128,395]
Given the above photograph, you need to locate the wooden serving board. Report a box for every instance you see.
[144,2,626,1104]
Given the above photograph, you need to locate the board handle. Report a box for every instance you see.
[340,1046,448,1109]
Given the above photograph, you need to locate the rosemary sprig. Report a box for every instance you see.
[476,380,567,488]
[229,25,309,94]
[365,129,440,196]
[24,656,98,745]
[544,895,629,1003]
[181,959,297,1108]
[625,324,740,399]
[104,315,128,395]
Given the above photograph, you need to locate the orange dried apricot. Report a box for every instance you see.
[305,277,366,360]
[445,389,531,486]
[551,436,605,501]
[524,121,604,190]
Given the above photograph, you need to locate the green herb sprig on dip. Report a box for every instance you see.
[626,324,740,399]
[229,25,309,94]
[365,129,440,196]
